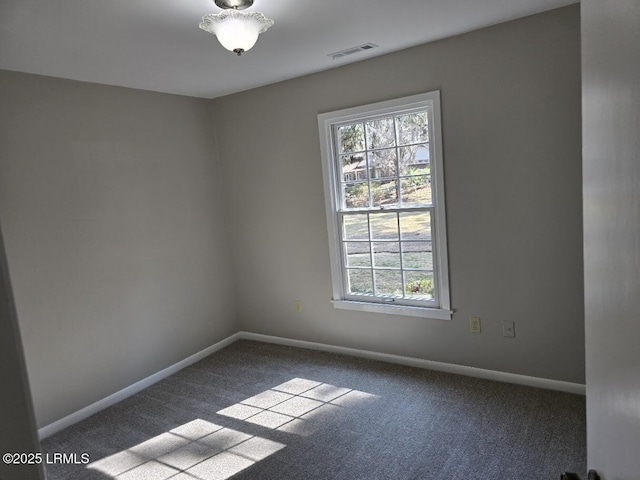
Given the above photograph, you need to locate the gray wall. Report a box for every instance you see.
[582,1,640,477]
[213,5,584,383]
[0,224,44,480]
[0,71,237,428]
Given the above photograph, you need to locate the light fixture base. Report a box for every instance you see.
[215,0,253,10]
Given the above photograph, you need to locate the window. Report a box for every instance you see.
[318,91,451,319]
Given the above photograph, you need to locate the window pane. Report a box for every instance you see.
[367,148,397,179]
[373,242,401,268]
[370,212,398,240]
[343,183,369,209]
[400,176,432,205]
[399,211,431,240]
[404,271,435,300]
[347,269,373,295]
[338,123,365,153]
[343,214,369,241]
[396,112,429,145]
[374,270,403,297]
[365,118,395,149]
[398,144,430,176]
[402,242,432,269]
[345,242,371,267]
[341,154,367,182]
[371,180,398,207]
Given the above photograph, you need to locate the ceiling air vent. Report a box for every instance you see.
[329,43,378,60]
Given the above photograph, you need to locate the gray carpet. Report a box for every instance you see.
[42,340,586,480]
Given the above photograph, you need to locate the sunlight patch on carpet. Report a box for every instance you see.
[217,377,379,437]
[87,419,284,480]
[87,378,377,479]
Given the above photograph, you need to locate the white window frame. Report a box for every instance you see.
[318,91,452,320]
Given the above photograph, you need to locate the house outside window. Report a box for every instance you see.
[318,91,452,319]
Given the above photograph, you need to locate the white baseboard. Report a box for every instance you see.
[238,331,586,396]
[39,330,585,439]
[38,332,241,440]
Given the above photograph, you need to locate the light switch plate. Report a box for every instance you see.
[503,320,515,338]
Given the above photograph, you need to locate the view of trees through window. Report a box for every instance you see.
[335,112,435,300]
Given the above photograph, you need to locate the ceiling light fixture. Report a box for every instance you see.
[199,0,274,56]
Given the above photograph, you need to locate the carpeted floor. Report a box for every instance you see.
[42,340,586,480]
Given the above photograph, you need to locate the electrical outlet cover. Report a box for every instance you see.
[470,317,481,333]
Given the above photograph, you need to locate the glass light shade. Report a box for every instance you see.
[200,10,274,54]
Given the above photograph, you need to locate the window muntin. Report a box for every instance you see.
[319,92,450,318]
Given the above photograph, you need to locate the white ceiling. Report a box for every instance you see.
[0,0,577,99]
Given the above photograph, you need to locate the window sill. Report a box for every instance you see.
[331,300,453,320]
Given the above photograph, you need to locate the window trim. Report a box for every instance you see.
[318,91,452,320]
